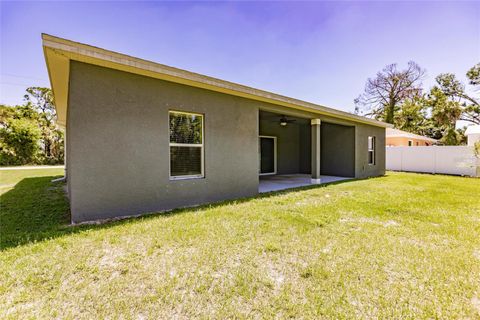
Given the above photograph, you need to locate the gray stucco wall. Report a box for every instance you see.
[354,123,386,179]
[67,61,386,222]
[321,122,355,177]
[259,119,310,174]
[299,125,311,174]
[68,61,259,222]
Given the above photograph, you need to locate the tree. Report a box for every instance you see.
[356,62,479,145]
[24,87,55,126]
[355,61,426,124]
[418,64,480,145]
[426,86,464,145]
[23,87,64,163]
[0,87,64,166]
[474,141,480,159]
[435,63,480,124]
[467,63,480,87]
[0,113,41,165]
[393,96,429,134]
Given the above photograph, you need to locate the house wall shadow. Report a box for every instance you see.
[1,176,71,250]
[0,174,381,251]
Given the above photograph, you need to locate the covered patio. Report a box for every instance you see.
[259,174,351,193]
[258,110,356,193]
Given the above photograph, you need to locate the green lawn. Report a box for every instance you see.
[1,169,479,319]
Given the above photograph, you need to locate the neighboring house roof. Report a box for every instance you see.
[465,125,480,135]
[42,34,392,129]
[386,128,438,142]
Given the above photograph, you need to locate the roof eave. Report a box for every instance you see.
[386,134,438,142]
[42,33,392,129]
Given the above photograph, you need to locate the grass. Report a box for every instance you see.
[0,168,69,249]
[0,169,479,319]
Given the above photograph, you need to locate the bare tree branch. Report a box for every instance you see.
[355,61,425,123]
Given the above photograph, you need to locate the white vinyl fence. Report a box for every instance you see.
[386,146,479,177]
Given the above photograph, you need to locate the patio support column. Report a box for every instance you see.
[311,118,321,184]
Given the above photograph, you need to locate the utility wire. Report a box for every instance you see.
[0,73,48,82]
[0,81,40,87]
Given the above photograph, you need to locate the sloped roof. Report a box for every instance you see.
[42,34,392,129]
[386,128,438,142]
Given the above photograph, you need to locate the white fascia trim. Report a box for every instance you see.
[42,34,392,129]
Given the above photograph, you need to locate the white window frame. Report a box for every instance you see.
[259,135,277,176]
[368,136,376,165]
[408,140,413,147]
[169,110,204,180]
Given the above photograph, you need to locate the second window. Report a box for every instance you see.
[368,136,376,165]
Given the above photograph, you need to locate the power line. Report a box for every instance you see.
[0,73,48,82]
[0,81,38,87]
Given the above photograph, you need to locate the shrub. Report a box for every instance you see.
[0,118,41,165]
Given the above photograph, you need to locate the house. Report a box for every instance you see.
[42,34,392,223]
[465,125,480,146]
[386,128,437,147]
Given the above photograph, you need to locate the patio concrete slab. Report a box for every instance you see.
[259,174,351,193]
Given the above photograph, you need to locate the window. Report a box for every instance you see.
[408,140,413,146]
[368,136,375,165]
[169,111,204,179]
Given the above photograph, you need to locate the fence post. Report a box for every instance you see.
[400,148,403,171]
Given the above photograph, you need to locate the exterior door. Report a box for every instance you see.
[259,136,276,175]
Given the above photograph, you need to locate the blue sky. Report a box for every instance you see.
[1,1,479,113]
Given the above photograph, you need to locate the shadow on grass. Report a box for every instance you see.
[1,176,71,250]
[0,174,382,251]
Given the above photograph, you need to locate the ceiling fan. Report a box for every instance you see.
[276,115,296,127]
